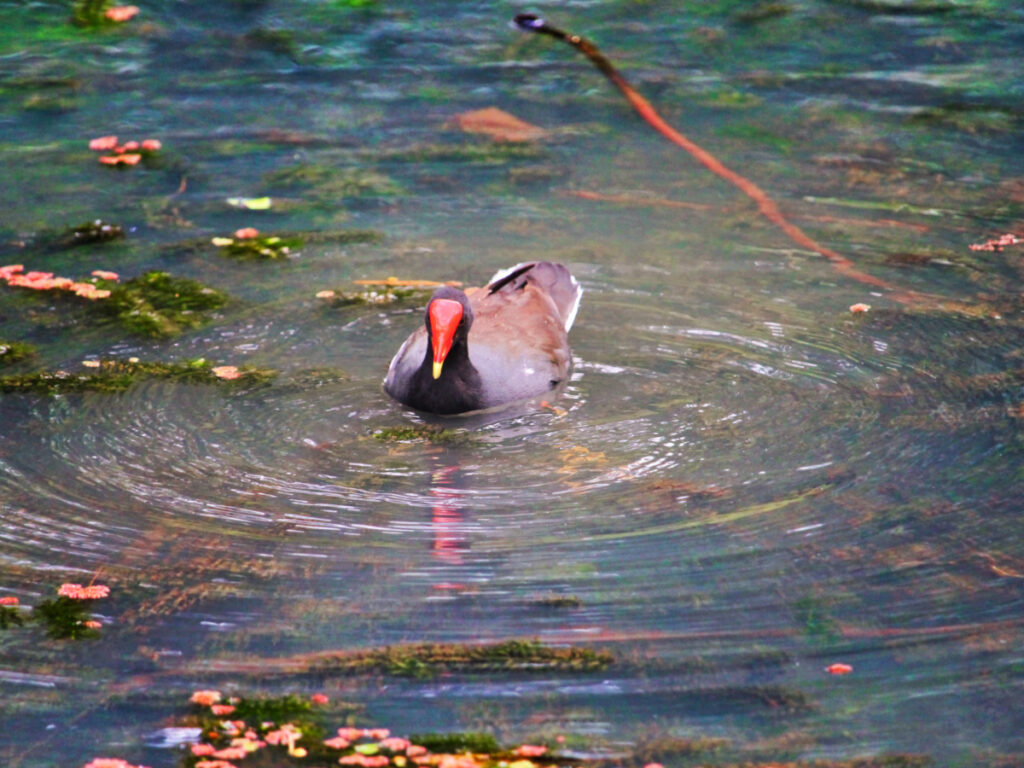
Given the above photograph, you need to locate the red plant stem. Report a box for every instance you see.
[515,14,917,298]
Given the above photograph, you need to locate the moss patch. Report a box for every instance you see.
[0,340,35,367]
[372,425,474,446]
[33,596,99,640]
[103,271,229,337]
[0,358,275,395]
[311,639,614,677]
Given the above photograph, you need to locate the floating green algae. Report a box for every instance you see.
[311,639,614,677]
[103,271,229,337]
[0,340,35,367]
[0,358,275,395]
[372,425,475,446]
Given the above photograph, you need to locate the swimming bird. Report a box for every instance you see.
[384,261,581,415]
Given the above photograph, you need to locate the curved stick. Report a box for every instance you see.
[514,14,909,297]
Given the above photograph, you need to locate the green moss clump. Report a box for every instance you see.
[313,639,614,677]
[229,694,313,723]
[71,0,113,27]
[0,341,35,367]
[0,605,25,629]
[59,219,125,248]
[320,287,429,307]
[372,425,473,445]
[103,271,229,337]
[0,358,276,395]
[33,596,99,639]
[529,594,583,609]
[215,235,303,260]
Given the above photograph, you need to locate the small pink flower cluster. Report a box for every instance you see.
[969,233,1021,251]
[89,135,161,167]
[0,596,19,606]
[341,754,389,767]
[83,759,150,768]
[1,264,113,300]
[58,583,110,599]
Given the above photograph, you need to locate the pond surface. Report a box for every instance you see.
[1,1,1023,766]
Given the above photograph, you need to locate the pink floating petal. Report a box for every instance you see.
[89,136,119,151]
[105,5,140,22]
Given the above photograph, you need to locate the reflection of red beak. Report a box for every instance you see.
[428,298,464,379]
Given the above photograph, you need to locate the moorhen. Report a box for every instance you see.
[384,261,581,415]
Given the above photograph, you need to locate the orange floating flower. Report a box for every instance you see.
[105,5,140,22]
[210,704,236,716]
[380,737,411,752]
[849,303,871,313]
[83,620,102,629]
[515,745,547,758]
[212,366,242,380]
[191,744,216,756]
[406,745,428,757]
[82,760,137,768]
[91,270,120,281]
[194,761,238,768]
[141,139,162,151]
[98,153,141,166]
[453,107,548,142]
[340,756,389,767]
[234,227,260,239]
[0,596,18,605]
[826,662,854,675]
[324,736,350,749]
[190,689,222,706]
[364,728,390,740]
[310,692,329,705]
[89,136,119,151]
[337,728,363,741]
[121,140,140,151]
[0,264,24,279]
[969,233,1020,252]
[264,725,301,746]
[212,747,248,760]
[58,583,109,599]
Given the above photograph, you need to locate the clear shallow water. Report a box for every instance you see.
[1,1,1023,766]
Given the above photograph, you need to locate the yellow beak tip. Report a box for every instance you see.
[432,361,443,379]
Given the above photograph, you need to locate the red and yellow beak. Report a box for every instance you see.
[428,298,464,379]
